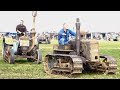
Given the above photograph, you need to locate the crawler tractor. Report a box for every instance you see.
[44,18,117,75]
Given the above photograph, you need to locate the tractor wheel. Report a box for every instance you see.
[2,42,6,62]
[3,50,8,63]
[2,39,8,62]
[36,49,42,63]
[9,54,15,64]
[2,43,15,64]
[27,47,42,64]
[35,49,42,64]
[9,49,15,64]
[4,50,15,64]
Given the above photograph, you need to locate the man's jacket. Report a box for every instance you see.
[58,28,76,43]
[16,24,27,33]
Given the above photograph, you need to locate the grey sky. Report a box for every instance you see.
[0,11,120,33]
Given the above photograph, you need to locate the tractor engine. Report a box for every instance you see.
[19,36,30,55]
[80,40,99,62]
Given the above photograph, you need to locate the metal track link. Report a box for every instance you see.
[70,57,83,74]
[44,54,84,75]
[100,55,117,74]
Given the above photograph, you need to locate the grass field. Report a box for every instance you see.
[0,39,120,79]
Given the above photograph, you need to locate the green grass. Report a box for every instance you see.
[0,39,120,79]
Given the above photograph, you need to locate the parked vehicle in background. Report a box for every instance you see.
[37,32,51,44]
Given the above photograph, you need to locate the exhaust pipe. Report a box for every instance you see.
[75,18,80,56]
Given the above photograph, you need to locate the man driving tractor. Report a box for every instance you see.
[12,20,27,54]
[58,23,76,45]
[16,20,27,39]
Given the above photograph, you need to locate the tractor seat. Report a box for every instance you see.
[53,44,73,51]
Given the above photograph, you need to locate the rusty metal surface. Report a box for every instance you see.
[15,55,34,58]
[43,18,117,76]
[80,40,99,62]
[75,18,80,56]
[53,49,74,52]
[44,54,83,75]
[100,55,117,74]
[46,54,79,58]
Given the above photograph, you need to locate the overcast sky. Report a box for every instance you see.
[0,11,120,33]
